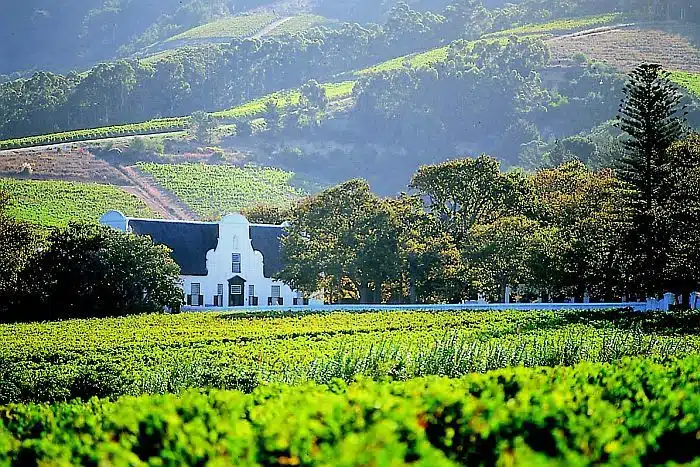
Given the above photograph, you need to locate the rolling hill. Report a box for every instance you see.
[2,9,699,226]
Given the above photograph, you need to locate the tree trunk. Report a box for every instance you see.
[359,283,371,304]
[374,279,382,305]
[409,276,417,304]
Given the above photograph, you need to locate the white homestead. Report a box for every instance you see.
[100,211,315,308]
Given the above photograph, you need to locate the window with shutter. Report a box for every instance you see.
[232,253,241,273]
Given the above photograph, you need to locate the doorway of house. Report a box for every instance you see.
[228,275,246,306]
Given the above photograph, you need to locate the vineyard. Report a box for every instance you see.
[547,27,700,73]
[0,118,188,151]
[2,355,700,465]
[483,13,623,38]
[1,308,700,464]
[0,178,158,226]
[0,308,698,403]
[166,13,277,41]
[212,81,355,120]
[137,162,306,219]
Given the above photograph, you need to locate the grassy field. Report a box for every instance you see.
[264,14,330,36]
[212,81,355,120]
[484,13,623,38]
[166,13,277,41]
[137,162,305,219]
[0,178,158,226]
[670,70,700,97]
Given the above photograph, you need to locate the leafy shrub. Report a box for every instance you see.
[2,355,700,464]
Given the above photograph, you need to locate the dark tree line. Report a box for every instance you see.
[279,64,700,305]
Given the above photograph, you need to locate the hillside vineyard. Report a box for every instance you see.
[1,0,700,465]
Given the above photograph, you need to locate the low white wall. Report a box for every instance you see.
[181,301,652,314]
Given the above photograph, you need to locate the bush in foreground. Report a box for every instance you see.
[4,223,182,322]
[1,355,700,465]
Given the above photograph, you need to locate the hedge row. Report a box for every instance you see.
[1,355,699,465]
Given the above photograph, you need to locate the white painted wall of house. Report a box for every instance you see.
[183,213,298,308]
[100,210,317,308]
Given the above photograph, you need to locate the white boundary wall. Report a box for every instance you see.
[182,301,662,314]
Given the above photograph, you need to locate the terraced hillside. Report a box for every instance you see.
[0,178,158,227]
[6,17,699,154]
[137,163,305,220]
[547,26,700,73]
[0,148,128,184]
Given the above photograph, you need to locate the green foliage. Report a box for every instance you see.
[280,179,401,303]
[0,179,158,227]
[127,136,165,156]
[189,110,217,144]
[0,118,188,150]
[410,156,526,242]
[265,15,331,36]
[616,63,688,296]
[469,215,544,300]
[669,70,700,98]
[137,162,305,219]
[3,353,700,464]
[0,191,39,312]
[1,308,699,403]
[166,13,277,41]
[8,224,182,322]
[240,204,292,224]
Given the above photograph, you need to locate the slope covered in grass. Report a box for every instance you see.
[264,15,330,36]
[137,163,305,219]
[0,178,157,227]
[166,13,277,41]
[484,13,623,38]
[670,70,700,97]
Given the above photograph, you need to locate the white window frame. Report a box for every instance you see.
[231,285,242,295]
[248,284,255,298]
[217,284,224,295]
[191,283,201,306]
[271,285,281,298]
[232,253,242,274]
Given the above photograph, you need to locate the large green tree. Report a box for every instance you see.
[13,223,182,321]
[528,161,628,300]
[0,190,40,315]
[410,156,527,244]
[385,195,465,303]
[279,179,402,304]
[658,134,700,305]
[616,63,687,296]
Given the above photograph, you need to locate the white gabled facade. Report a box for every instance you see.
[100,211,317,308]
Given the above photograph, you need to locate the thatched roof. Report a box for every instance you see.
[128,220,219,276]
[250,225,285,278]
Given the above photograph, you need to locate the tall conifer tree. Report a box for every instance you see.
[616,63,686,295]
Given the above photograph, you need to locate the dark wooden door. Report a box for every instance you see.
[228,275,246,307]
